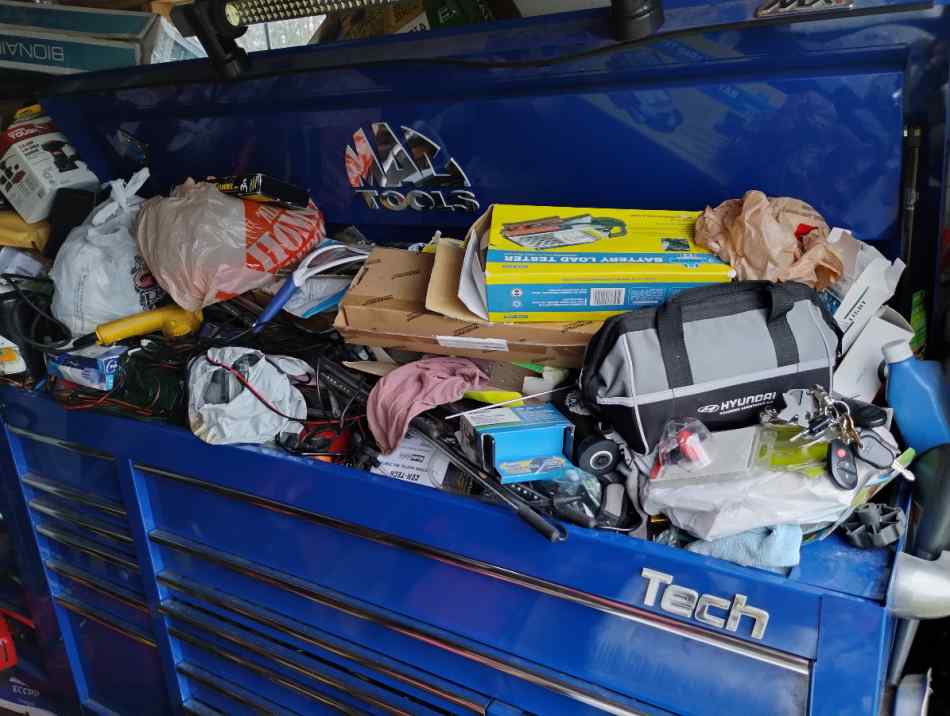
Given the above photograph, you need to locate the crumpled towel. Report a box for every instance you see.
[368,357,487,454]
[695,190,843,290]
[686,524,803,572]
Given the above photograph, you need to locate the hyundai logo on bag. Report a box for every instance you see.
[345,123,479,212]
[641,568,770,639]
[697,392,777,416]
[755,0,853,17]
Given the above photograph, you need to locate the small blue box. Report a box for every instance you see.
[460,404,575,484]
[47,345,127,391]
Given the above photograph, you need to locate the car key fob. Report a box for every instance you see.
[828,439,859,490]
[842,398,888,428]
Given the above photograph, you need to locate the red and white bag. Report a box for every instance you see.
[136,179,325,311]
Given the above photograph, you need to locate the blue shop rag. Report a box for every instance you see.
[686,524,803,573]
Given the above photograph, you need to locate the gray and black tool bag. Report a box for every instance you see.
[580,281,840,453]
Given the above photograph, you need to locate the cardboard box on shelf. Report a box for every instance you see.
[0,0,164,74]
[334,247,600,367]
[460,204,733,323]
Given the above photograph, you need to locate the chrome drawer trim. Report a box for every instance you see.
[36,525,138,572]
[164,601,417,716]
[56,595,156,648]
[159,572,484,715]
[30,499,132,544]
[46,559,147,613]
[170,627,371,715]
[139,464,810,677]
[8,427,115,461]
[179,662,296,715]
[152,531,645,716]
[182,699,226,716]
[22,474,126,518]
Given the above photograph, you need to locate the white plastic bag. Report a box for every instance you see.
[50,169,165,335]
[187,347,307,445]
[136,180,325,311]
[639,426,899,541]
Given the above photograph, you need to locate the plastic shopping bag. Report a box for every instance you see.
[136,180,325,311]
[50,169,165,335]
[188,347,310,445]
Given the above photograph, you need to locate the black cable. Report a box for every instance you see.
[1,275,72,352]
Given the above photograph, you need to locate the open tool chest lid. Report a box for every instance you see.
[35,0,948,299]
[36,0,948,338]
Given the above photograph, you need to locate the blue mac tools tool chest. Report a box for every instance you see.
[2,0,950,713]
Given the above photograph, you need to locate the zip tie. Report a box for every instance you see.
[445,385,571,420]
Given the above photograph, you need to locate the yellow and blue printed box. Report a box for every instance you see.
[481,204,733,323]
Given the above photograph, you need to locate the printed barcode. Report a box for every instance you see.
[590,288,625,306]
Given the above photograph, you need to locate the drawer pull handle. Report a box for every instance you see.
[170,627,372,716]
[8,427,115,461]
[31,499,132,544]
[46,559,147,613]
[36,525,138,572]
[22,475,126,517]
[56,595,156,648]
[159,572,484,715]
[178,661,297,715]
[165,604,414,716]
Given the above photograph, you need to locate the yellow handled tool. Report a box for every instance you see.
[94,305,203,345]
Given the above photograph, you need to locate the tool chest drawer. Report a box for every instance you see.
[56,596,168,716]
[8,428,122,504]
[178,661,304,716]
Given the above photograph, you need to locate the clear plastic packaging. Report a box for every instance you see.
[651,418,712,479]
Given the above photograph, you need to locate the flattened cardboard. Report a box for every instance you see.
[426,237,486,323]
[335,247,600,367]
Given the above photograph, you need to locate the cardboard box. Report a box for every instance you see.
[47,345,128,392]
[834,307,913,402]
[460,204,733,323]
[334,247,600,367]
[0,116,98,223]
[0,0,162,74]
[210,173,310,209]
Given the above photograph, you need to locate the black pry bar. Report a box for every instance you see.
[317,359,567,543]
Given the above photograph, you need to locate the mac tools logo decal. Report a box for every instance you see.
[345,123,479,212]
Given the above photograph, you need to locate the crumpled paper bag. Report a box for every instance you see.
[695,190,843,290]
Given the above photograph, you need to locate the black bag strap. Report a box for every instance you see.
[766,282,800,368]
[656,282,800,389]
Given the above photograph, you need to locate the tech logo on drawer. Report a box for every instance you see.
[641,567,770,640]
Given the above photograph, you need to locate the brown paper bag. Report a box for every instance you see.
[695,190,843,290]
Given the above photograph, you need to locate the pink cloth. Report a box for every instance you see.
[368,357,487,454]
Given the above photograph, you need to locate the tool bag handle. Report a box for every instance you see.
[656,281,802,389]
